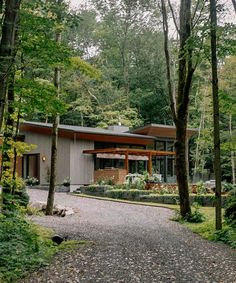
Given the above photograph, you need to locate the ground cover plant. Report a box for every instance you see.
[0,212,56,282]
[184,206,236,248]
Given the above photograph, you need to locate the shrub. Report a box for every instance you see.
[81,185,112,196]
[3,184,29,211]
[104,189,151,200]
[97,177,115,186]
[157,184,178,195]
[13,188,30,208]
[174,203,205,223]
[224,189,236,227]
[213,226,236,248]
[196,181,208,195]
[133,178,146,190]
[222,182,236,193]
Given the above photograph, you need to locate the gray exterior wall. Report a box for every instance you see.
[70,139,94,185]
[23,132,70,185]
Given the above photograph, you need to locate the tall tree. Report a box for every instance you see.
[0,0,21,132]
[45,0,64,215]
[210,0,222,230]
[161,0,199,217]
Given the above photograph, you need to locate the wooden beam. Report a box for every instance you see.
[148,153,152,175]
[83,147,175,156]
[125,151,129,174]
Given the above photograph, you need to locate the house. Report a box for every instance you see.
[19,121,197,189]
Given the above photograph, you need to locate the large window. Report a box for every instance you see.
[167,158,175,176]
[156,141,165,150]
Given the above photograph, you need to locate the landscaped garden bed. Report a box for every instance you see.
[74,183,230,207]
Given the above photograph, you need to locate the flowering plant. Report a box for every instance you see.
[25,176,39,186]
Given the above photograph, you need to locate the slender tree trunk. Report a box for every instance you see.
[0,0,3,13]
[1,70,15,210]
[161,0,194,217]
[45,31,61,215]
[12,103,21,184]
[210,0,222,230]
[0,0,21,132]
[232,0,236,13]
[229,114,235,184]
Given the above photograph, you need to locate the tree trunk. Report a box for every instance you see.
[161,0,194,217]
[229,114,235,184]
[45,115,59,215]
[210,0,222,230]
[45,32,61,215]
[0,0,21,132]
[232,0,236,13]
[1,70,15,210]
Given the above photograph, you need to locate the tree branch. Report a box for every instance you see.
[191,0,201,25]
[167,0,180,35]
[192,1,207,29]
[161,0,177,122]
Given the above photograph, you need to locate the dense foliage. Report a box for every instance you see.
[0,212,55,282]
[224,189,236,227]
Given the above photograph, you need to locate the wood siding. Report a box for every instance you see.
[23,132,70,185]
[70,139,94,185]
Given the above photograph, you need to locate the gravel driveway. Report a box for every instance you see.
[22,189,236,283]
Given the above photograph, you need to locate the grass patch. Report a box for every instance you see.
[183,207,216,238]
[0,212,85,282]
[183,207,236,248]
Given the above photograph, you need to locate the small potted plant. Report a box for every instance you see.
[25,176,39,187]
[63,177,71,187]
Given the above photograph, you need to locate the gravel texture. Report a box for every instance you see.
[21,189,236,283]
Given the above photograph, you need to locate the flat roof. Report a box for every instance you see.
[20,121,157,145]
[131,123,198,138]
[21,121,155,140]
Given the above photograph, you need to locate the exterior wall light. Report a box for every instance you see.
[42,156,46,162]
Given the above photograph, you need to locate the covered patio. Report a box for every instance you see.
[83,147,175,184]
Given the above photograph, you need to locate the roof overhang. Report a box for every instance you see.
[20,122,155,146]
[131,124,198,139]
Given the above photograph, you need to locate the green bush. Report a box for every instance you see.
[0,213,55,282]
[3,188,30,212]
[196,181,208,194]
[213,226,236,248]
[81,185,112,196]
[173,203,205,223]
[222,182,236,193]
[184,203,206,223]
[224,189,236,227]
[140,194,179,204]
[104,189,151,200]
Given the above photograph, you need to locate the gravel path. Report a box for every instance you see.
[21,189,236,283]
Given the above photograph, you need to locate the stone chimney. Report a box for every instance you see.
[108,125,129,133]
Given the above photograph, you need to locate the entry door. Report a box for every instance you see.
[23,154,40,181]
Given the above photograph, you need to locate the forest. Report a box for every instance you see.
[0,0,236,281]
[2,0,233,182]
